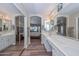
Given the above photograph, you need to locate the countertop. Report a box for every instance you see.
[42,31,79,56]
[0,30,15,37]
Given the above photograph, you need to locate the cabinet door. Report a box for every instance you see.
[9,34,15,45]
[5,36,9,47]
[8,36,11,46]
[1,38,4,50]
[0,37,7,51]
[2,36,9,49]
[12,35,15,44]
[3,37,6,48]
[0,39,2,51]
[4,35,11,48]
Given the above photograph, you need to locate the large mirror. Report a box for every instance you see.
[0,17,12,32]
[0,18,2,31]
[44,20,54,31]
[3,19,9,31]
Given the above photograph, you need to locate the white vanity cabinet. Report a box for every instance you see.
[51,43,65,56]
[42,31,79,56]
[0,37,7,51]
[42,33,65,56]
[0,32,15,51]
[41,34,52,52]
[9,34,15,45]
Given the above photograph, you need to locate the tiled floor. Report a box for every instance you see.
[21,39,52,56]
[0,39,52,56]
[0,40,24,56]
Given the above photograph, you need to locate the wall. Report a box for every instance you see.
[66,15,75,38]
[67,12,79,39]
[30,16,41,36]
[30,16,41,24]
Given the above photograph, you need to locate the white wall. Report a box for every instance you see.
[24,16,28,48]
[27,16,31,44]
[67,12,79,39]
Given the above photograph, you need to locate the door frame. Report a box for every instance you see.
[15,16,25,47]
[76,17,79,40]
[29,16,41,43]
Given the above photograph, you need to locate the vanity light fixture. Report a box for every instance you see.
[57,3,63,12]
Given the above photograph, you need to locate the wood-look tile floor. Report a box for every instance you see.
[21,39,52,56]
[0,39,52,56]
[0,40,24,56]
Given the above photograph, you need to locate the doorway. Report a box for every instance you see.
[30,16,41,44]
[57,16,66,36]
[15,16,24,47]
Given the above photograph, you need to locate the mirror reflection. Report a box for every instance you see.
[0,16,13,32]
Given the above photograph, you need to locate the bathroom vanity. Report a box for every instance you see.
[0,16,15,51]
[0,31,15,51]
[42,31,79,56]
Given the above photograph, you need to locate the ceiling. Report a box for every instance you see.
[1,3,79,19]
[22,3,57,16]
[0,3,22,18]
[0,3,57,18]
[59,3,79,16]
